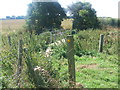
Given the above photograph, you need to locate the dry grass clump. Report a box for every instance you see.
[61,19,73,30]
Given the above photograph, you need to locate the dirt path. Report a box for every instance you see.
[80,64,98,69]
[76,64,98,71]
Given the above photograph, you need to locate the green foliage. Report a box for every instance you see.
[1,28,118,88]
[74,29,118,56]
[68,1,100,30]
[1,31,68,88]
[98,17,119,29]
[26,2,66,34]
[75,54,118,88]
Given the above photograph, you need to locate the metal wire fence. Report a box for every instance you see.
[0,29,73,88]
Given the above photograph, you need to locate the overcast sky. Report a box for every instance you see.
[0,0,119,18]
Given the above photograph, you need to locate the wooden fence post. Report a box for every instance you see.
[8,36,11,46]
[66,35,76,87]
[99,34,104,52]
[17,39,22,87]
[50,32,52,43]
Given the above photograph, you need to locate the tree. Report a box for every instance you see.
[26,2,66,34]
[6,16,11,19]
[68,2,100,30]
[11,16,16,19]
[98,17,118,28]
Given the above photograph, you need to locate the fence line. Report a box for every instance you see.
[1,29,116,88]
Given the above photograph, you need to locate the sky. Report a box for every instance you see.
[0,0,119,18]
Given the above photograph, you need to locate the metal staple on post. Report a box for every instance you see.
[66,35,76,87]
[17,39,22,87]
[99,34,104,52]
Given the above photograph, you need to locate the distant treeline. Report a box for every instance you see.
[67,16,119,28]
[0,15,119,29]
[0,16,26,20]
[98,17,119,28]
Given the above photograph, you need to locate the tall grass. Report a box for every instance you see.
[74,29,118,56]
[1,19,118,88]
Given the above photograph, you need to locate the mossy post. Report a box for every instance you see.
[17,39,22,87]
[99,34,104,52]
[67,35,76,87]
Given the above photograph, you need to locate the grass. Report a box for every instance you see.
[0,19,119,88]
[75,54,118,88]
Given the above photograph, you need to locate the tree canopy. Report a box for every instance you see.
[68,2,100,30]
[26,2,66,34]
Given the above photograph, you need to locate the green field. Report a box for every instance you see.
[0,19,118,88]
